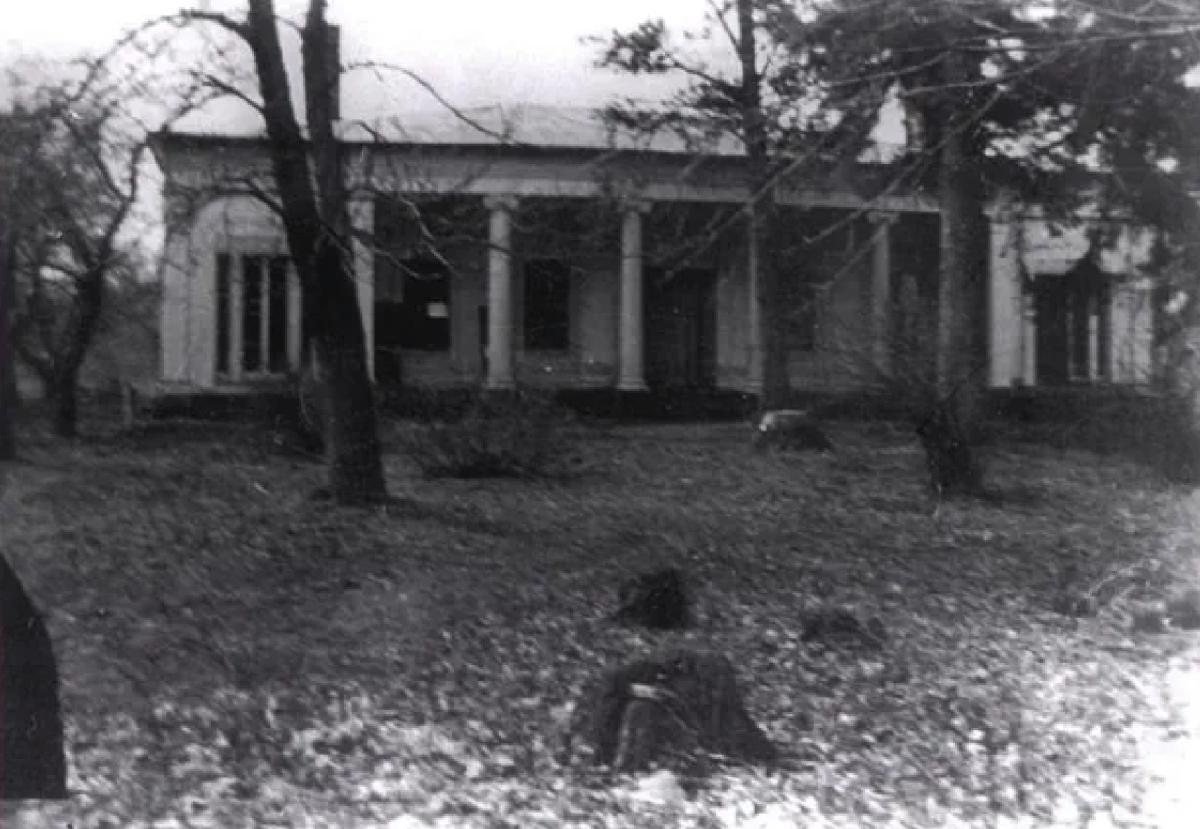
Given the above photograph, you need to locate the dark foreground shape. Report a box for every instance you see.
[614,568,691,630]
[1167,588,1200,631]
[0,555,67,800]
[752,410,833,452]
[565,649,776,773]
[1130,602,1169,634]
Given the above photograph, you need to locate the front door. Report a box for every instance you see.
[644,267,717,389]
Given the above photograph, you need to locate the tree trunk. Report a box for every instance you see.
[49,371,79,439]
[311,242,387,501]
[737,0,790,410]
[244,0,387,504]
[0,220,17,460]
[927,55,989,495]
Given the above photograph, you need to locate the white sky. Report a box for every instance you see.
[4,0,716,122]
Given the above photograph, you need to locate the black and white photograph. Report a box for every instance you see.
[2,1,1200,825]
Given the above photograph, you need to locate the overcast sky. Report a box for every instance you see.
[5,0,716,123]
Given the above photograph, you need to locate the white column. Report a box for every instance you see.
[617,199,650,391]
[485,195,518,390]
[745,212,763,393]
[869,212,894,374]
[229,256,244,382]
[1088,292,1100,383]
[349,198,375,381]
[1022,290,1037,386]
[287,264,302,371]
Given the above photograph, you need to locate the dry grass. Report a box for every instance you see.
[2,415,1198,827]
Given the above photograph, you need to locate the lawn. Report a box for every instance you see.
[2,414,1198,828]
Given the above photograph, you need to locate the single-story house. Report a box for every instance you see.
[151,103,1157,398]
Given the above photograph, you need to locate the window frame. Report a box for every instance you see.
[213,245,301,382]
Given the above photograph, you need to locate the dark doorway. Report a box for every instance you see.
[1035,277,1070,386]
[644,267,717,389]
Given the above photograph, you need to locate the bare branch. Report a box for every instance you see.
[347,60,524,145]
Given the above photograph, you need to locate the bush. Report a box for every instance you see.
[990,388,1200,484]
[399,389,580,479]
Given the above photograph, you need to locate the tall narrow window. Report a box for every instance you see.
[524,259,570,350]
[241,255,264,372]
[216,252,297,377]
[215,253,231,375]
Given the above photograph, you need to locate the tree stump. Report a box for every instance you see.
[753,410,833,452]
[800,606,888,650]
[565,649,776,772]
[1,555,66,800]
[1167,588,1200,630]
[614,568,691,630]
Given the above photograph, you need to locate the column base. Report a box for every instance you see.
[484,378,516,391]
[616,378,649,392]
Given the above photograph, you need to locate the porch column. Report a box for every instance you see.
[229,258,244,382]
[1088,292,1100,382]
[1022,289,1037,385]
[485,195,518,390]
[746,213,763,392]
[286,263,302,371]
[349,198,375,381]
[869,212,895,373]
[618,199,650,391]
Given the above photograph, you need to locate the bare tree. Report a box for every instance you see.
[2,96,148,438]
[768,0,1200,492]
[178,0,387,503]
[595,0,860,409]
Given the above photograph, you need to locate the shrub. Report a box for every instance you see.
[990,388,1200,484]
[399,389,580,479]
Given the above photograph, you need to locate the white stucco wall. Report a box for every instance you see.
[987,217,1156,388]
[159,194,379,388]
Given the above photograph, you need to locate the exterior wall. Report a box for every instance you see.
[373,201,622,389]
[159,194,372,389]
[156,141,944,397]
[714,235,751,390]
[794,228,874,393]
[987,217,1156,388]
[159,196,283,387]
[1110,283,1156,384]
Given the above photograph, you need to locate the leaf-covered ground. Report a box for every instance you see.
[2,417,1198,828]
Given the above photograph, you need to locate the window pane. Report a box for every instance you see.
[242,255,263,372]
[524,259,570,350]
[268,256,289,373]
[216,253,231,375]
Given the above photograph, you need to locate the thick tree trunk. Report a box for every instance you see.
[926,56,989,495]
[49,371,79,439]
[311,243,387,502]
[0,221,16,460]
[738,0,790,410]
[245,0,387,504]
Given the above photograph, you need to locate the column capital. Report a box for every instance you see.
[619,196,653,215]
[483,194,519,212]
[867,210,898,226]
